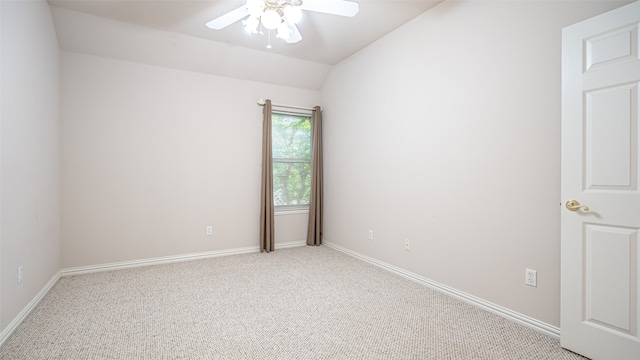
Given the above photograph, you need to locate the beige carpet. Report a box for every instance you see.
[0,246,586,359]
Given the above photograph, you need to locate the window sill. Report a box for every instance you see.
[275,209,310,216]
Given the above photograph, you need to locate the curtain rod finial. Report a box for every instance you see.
[257,98,266,105]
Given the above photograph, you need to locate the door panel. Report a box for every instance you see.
[584,224,637,335]
[585,24,638,71]
[561,2,640,359]
[585,83,637,189]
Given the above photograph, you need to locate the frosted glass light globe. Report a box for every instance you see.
[276,22,292,39]
[283,5,302,24]
[261,8,282,30]
[246,0,264,17]
[242,16,259,34]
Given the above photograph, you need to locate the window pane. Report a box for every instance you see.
[272,114,311,160]
[272,112,312,208]
[273,161,311,207]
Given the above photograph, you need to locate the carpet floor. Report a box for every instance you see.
[0,245,586,359]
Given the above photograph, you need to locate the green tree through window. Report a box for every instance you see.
[272,112,311,209]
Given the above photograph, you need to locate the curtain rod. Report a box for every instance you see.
[257,98,316,112]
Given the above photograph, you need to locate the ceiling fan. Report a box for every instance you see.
[206,0,359,46]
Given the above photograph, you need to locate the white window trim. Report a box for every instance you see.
[272,110,312,210]
[275,208,310,216]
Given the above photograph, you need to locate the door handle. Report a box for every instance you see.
[566,200,589,212]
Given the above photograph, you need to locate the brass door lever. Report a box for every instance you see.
[566,200,589,212]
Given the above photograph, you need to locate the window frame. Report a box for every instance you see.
[271,109,313,212]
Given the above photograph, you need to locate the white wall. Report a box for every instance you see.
[1,0,61,330]
[61,52,319,268]
[321,0,629,327]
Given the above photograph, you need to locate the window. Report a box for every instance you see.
[272,112,312,210]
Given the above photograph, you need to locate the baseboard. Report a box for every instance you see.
[0,271,61,348]
[1,240,307,347]
[61,240,307,277]
[323,240,561,339]
[275,240,308,249]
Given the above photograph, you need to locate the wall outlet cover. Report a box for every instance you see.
[17,265,23,284]
[525,268,537,287]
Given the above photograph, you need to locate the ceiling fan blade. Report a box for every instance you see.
[285,24,302,44]
[300,0,359,17]
[206,6,250,30]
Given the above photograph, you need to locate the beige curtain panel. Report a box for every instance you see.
[259,99,275,252]
[307,106,323,246]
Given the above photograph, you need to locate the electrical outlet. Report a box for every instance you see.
[17,266,23,284]
[206,226,213,236]
[368,230,374,241]
[404,239,410,251]
[525,268,537,287]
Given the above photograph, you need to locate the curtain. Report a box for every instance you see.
[259,99,275,252]
[307,106,323,246]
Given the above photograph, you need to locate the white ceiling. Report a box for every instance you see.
[48,0,443,89]
[49,0,442,65]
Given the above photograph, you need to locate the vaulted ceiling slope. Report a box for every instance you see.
[49,0,443,90]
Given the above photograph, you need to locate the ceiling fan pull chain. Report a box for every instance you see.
[267,30,272,49]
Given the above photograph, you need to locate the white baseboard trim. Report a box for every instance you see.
[0,271,61,348]
[61,240,307,277]
[323,240,561,339]
[275,240,308,249]
[1,240,308,347]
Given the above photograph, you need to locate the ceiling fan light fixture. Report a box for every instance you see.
[261,8,282,30]
[206,0,360,46]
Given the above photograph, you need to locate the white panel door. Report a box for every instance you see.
[561,2,640,359]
